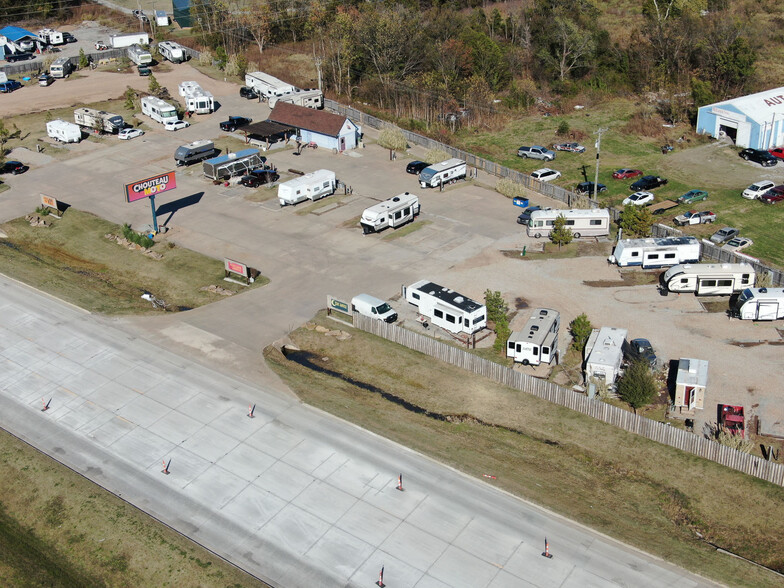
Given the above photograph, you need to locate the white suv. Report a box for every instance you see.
[742,180,774,200]
[530,168,561,182]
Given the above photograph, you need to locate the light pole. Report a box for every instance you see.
[593,127,608,202]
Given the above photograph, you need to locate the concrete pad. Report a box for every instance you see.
[453,516,523,568]
[144,377,198,409]
[209,404,270,440]
[413,574,453,588]
[116,394,170,428]
[487,570,538,588]
[110,425,176,469]
[253,460,315,502]
[407,495,474,543]
[428,544,502,588]
[180,425,239,463]
[325,457,385,498]
[0,357,26,387]
[69,399,115,433]
[56,338,105,364]
[380,521,449,573]
[59,368,110,396]
[147,445,213,488]
[347,549,425,588]
[86,379,140,412]
[148,410,205,446]
[55,405,104,431]
[177,392,232,424]
[115,364,169,393]
[5,371,57,402]
[502,542,575,588]
[362,479,428,520]
[292,480,357,524]
[562,567,621,588]
[281,438,337,474]
[85,415,135,446]
[83,350,136,379]
[336,500,402,547]
[220,483,287,530]
[215,443,277,483]
[185,465,250,509]
[33,354,84,381]
[310,452,349,480]
[0,329,26,354]
[304,527,375,584]
[246,421,303,459]
[259,504,331,556]
[3,341,58,368]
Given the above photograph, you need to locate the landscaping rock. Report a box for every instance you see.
[314,325,329,333]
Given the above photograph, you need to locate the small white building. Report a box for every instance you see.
[584,327,628,387]
[696,86,784,149]
[267,102,361,151]
[673,358,708,411]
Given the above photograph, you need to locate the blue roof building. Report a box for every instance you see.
[696,87,784,149]
[0,26,40,42]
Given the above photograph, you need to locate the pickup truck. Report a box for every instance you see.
[219,116,252,132]
[517,145,556,161]
[673,210,716,226]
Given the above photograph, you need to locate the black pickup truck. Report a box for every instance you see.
[219,116,252,132]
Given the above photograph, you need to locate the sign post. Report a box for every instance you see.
[124,171,177,234]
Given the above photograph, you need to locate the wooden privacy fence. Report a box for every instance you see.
[353,313,784,486]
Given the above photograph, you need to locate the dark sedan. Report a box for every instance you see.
[630,175,668,191]
[575,181,607,194]
[739,148,778,167]
[516,205,547,224]
[406,160,429,175]
[1,161,29,174]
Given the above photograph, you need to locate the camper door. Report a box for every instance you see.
[757,301,780,320]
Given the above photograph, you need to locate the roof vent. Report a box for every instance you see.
[454,296,464,303]
[392,197,400,202]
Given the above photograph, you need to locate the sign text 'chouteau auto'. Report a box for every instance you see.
[125,171,177,203]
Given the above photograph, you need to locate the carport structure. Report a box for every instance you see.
[240,120,296,149]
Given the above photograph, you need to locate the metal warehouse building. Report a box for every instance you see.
[696,87,784,149]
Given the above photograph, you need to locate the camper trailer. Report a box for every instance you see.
[277,169,336,207]
[268,88,324,109]
[244,71,296,99]
[127,44,152,66]
[141,96,178,125]
[418,159,467,188]
[609,236,700,269]
[49,57,73,79]
[157,40,186,63]
[38,29,64,45]
[74,108,125,134]
[584,327,628,387]
[46,119,81,143]
[527,208,611,239]
[662,263,755,296]
[506,308,560,366]
[404,280,486,335]
[202,149,265,180]
[174,140,216,166]
[178,81,214,114]
[360,192,420,234]
[110,32,150,48]
[733,288,784,321]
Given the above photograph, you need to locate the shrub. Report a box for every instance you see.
[78,48,89,69]
[617,359,657,413]
[569,313,592,351]
[377,128,407,151]
[198,49,213,67]
[495,178,527,199]
[485,290,510,353]
[549,214,573,248]
[424,148,450,164]
[122,224,155,249]
[557,120,570,135]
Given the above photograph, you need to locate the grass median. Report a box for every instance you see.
[265,311,784,587]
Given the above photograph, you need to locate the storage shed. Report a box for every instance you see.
[584,327,628,387]
[673,358,708,411]
[696,87,784,149]
[267,102,361,151]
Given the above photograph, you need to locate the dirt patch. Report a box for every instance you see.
[514,297,529,309]
[584,270,660,288]
[698,299,731,314]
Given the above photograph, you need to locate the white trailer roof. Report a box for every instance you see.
[586,327,627,371]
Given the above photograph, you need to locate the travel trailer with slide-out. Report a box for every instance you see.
[268,88,324,109]
[178,81,214,114]
[158,41,186,63]
[404,280,486,335]
[244,71,296,99]
[526,208,610,239]
[74,108,125,134]
[418,158,467,188]
[506,308,560,366]
[141,96,178,125]
[174,140,216,166]
[609,236,700,269]
[127,44,153,66]
[360,192,420,234]
[662,263,755,296]
[733,288,784,321]
[277,169,336,206]
[46,119,81,143]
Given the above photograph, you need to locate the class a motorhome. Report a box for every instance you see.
[404,280,486,334]
[174,140,216,166]
[268,88,324,109]
[733,288,784,321]
[157,41,186,63]
[418,158,467,188]
[141,96,178,124]
[49,56,74,78]
[73,107,125,134]
[662,263,755,295]
[277,169,336,206]
[351,294,398,323]
[110,32,150,48]
[46,119,81,143]
[127,44,153,66]
[244,71,296,99]
[360,192,420,234]
[609,236,700,269]
[178,81,214,114]
[526,208,610,239]
[506,308,560,366]
[584,326,628,386]
[203,149,265,180]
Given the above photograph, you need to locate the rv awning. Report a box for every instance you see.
[242,121,296,140]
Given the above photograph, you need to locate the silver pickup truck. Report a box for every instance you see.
[517,145,556,161]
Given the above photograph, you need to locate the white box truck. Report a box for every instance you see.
[351,294,398,323]
[360,192,420,234]
[733,288,784,320]
[74,107,125,134]
[244,71,296,99]
[46,119,81,143]
[277,169,336,206]
[418,158,466,188]
[110,32,150,49]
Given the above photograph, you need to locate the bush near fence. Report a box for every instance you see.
[353,313,784,487]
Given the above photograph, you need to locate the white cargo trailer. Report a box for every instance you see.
[155,10,169,26]
[244,71,296,99]
[277,169,336,207]
[46,119,81,143]
[662,263,755,295]
[507,308,560,366]
[141,96,178,124]
[360,192,420,234]
[157,40,186,63]
[609,236,700,269]
[733,288,784,321]
[178,81,214,114]
[127,44,153,66]
[268,88,324,109]
[74,107,125,134]
[404,280,486,335]
[527,208,610,239]
[110,32,149,49]
[418,158,466,188]
[584,327,628,387]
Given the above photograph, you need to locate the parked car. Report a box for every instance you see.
[5,52,35,62]
[219,116,252,132]
[739,148,777,167]
[406,160,429,175]
[768,147,784,160]
[622,191,654,206]
[530,168,561,182]
[677,189,708,204]
[517,145,556,161]
[516,205,550,224]
[552,142,585,153]
[630,175,667,190]
[118,128,144,140]
[674,210,715,226]
[0,161,29,174]
[164,120,190,131]
[760,185,784,204]
[239,86,258,99]
[239,169,280,188]
[722,237,753,252]
[138,66,152,76]
[38,73,54,86]
[94,41,108,50]
[623,338,657,369]
[0,80,23,93]
[742,180,775,200]
[575,181,607,194]
[63,32,77,43]
[709,227,739,244]
[612,168,643,179]
[132,9,149,22]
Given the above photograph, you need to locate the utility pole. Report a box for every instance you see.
[593,127,608,202]
[314,57,323,92]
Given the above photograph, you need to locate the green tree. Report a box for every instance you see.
[690,77,715,109]
[484,290,510,353]
[124,87,136,111]
[460,28,510,91]
[78,48,89,69]
[549,214,573,249]
[148,74,161,95]
[617,359,658,413]
[714,37,755,93]
[619,205,653,237]
[569,313,592,351]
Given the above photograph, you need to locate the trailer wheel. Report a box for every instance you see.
[573,232,581,239]
[534,232,541,239]
[522,359,530,366]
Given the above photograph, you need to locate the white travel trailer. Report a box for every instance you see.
[110,32,149,48]
[157,40,186,63]
[609,236,700,269]
[46,119,81,143]
[506,308,560,366]
[178,81,214,114]
[244,71,296,99]
[127,44,153,66]
[38,29,64,45]
[584,326,628,386]
[360,192,420,234]
[141,96,178,124]
[418,158,467,188]
[733,288,784,321]
[404,280,486,335]
[268,88,324,109]
[73,107,125,134]
[527,208,611,239]
[662,263,755,296]
[49,57,73,78]
[277,169,336,206]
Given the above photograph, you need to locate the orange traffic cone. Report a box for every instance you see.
[541,537,553,558]
[396,474,403,491]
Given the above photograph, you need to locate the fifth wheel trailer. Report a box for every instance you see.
[506,308,560,366]
[157,40,186,63]
[244,71,296,99]
[609,236,700,269]
[74,107,125,134]
[662,263,755,296]
[277,169,336,206]
[178,81,214,114]
[733,288,784,320]
[404,280,486,335]
[360,192,420,234]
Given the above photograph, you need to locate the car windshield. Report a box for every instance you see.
[375,303,392,314]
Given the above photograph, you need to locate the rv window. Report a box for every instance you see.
[464,318,469,327]
[566,220,575,226]
[590,219,602,226]
[394,211,402,219]
[508,341,515,350]
[542,346,550,355]
[648,254,659,260]
[717,279,732,287]
[322,182,329,188]
[371,307,377,314]
[702,280,716,287]
[532,345,539,355]
[403,207,410,215]
[742,274,751,284]
[631,251,639,257]
[473,315,485,324]
[434,309,443,319]
[446,314,456,324]
[546,220,554,227]
[412,292,420,300]
[680,278,688,284]
[664,253,675,259]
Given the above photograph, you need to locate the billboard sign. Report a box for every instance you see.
[40,194,58,209]
[327,295,350,315]
[224,258,249,278]
[125,171,177,203]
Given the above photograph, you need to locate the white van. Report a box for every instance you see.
[351,294,397,323]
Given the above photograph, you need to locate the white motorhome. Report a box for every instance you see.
[277,169,336,207]
[609,236,700,269]
[49,57,73,79]
[584,326,628,386]
[73,108,125,134]
[141,96,178,124]
[46,119,81,143]
[127,44,153,66]
[360,192,420,234]
[733,288,784,321]
[527,208,611,239]
[662,263,755,296]
[244,71,296,99]
[110,32,150,49]
[178,81,214,114]
[418,158,467,188]
[404,280,486,335]
[203,149,265,180]
[351,294,398,323]
[38,28,64,45]
[157,40,186,63]
[506,308,560,366]
[268,88,324,109]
